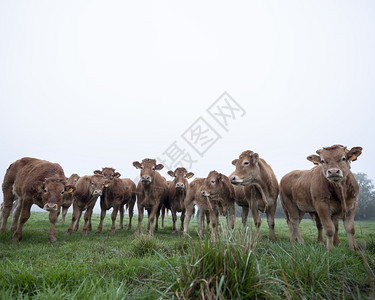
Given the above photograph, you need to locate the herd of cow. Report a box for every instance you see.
[0,144,363,251]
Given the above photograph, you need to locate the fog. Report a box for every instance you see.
[1,1,374,215]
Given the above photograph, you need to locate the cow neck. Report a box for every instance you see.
[250,182,268,213]
[331,179,348,218]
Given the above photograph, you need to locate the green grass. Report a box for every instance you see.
[0,212,374,299]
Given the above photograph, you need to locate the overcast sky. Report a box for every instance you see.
[1,1,374,214]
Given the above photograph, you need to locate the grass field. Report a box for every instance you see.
[0,212,374,299]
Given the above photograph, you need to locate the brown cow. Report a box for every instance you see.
[133,158,168,236]
[59,173,80,223]
[1,157,75,242]
[230,150,279,240]
[184,171,235,241]
[66,174,109,236]
[93,167,129,234]
[280,145,362,251]
[119,178,136,230]
[166,167,194,233]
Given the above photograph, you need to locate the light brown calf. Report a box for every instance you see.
[280,145,362,251]
[66,174,109,236]
[1,157,75,242]
[60,173,80,223]
[230,150,279,240]
[184,171,235,241]
[166,167,194,233]
[133,158,168,236]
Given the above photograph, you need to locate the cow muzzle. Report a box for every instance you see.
[230,175,243,185]
[326,168,344,182]
[93,190,102,196]
[141,175,152,185]
[175,182,185,190]
[43,203,58,212]
[201,190,210,197]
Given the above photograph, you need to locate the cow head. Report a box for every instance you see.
[167,167,194,191]
[93,168,120,181]
[229,150,261,186]
[40,178,76,212]
[201,170,234,199]
[88,174,110,197]
[133,158,163,186]
[307,145,362,183]
[66,173,80,187]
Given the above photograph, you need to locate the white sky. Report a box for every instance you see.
[1,1,374,214]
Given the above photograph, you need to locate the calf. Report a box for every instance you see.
[93,168,128,234]
[280,145,362,251]
[166,167,194,233]
[66,174,109,236]
[133,158,168,236]
[184,171,235,241]
[60,173,80,223]
[230,150,279,240]
[1,157,75,242]
[119,178,136,230]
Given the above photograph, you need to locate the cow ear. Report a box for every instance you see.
[232,159,238,166]
[114,172,121,178]
[253,153,259,164]
[167,170,175,177]
[94,170,102,175]
[133,161,142,169]
[155,164,164,171]
[65,185,76,194]
[307,155,320,165]
[218,173,222,181]
[347,147,362,162]
[186,172,194,179]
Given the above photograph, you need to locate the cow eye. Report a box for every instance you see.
[152,167,156,171]
[211,180,215,184]
[91,182,94,185]
[342,157,346,161]
[61,191,65,195]
[320,159,325,164]
[243,161,249,166]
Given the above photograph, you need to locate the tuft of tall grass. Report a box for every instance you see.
[157,226,269,299]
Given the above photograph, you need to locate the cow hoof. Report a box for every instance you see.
[111,229,115,234]
[66,230,72,236]
[95,229,102,234]
[49,236,57,243]
[127,226,132,230]
[12,235,21,242]
[82,231,87,237]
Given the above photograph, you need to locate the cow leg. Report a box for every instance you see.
[135,201,144,235]
[241,205,249,227]
[184,203,194,235]
[10,198,22,231]
[146,208,151,232]
[205,211,210,229]
[82,207,94,236]
[311,213,324,245]
[148,204,161,236]
[161,206,165,229]
[48,209,59,243]
[12,198,32,242]
[118,205,124,230]
[266,203,277,241]
[343,207,358,251]
[1,185,15,232]
[67,201,80,236]
[209,209,219,242]
[96,200,107,234]
[111,206,119,234]
[333,217,341,245]
[250,201,261,237]
[197,208,204,238]
[73,210,82,232]
[180,209,185,232]
[315,206,335,251]
[127,196,135,230]
[61,206,68,224]
[171,207,177,233]
[154,207,161,232]
[227,203,235,231]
